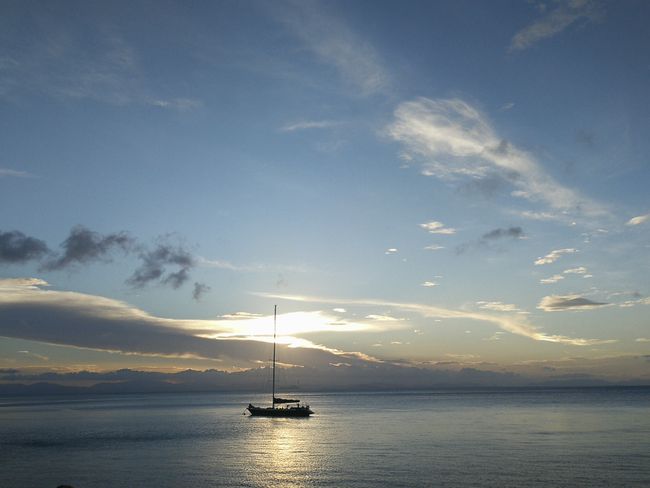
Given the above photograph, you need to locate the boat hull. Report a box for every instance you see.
[247,404,313,417]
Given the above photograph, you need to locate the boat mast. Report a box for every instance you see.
[272,304,277,407]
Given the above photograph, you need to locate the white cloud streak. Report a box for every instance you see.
[280,120,340,132]
[0,168,34,178]
[259,292,614,346]
[387,98,607,219]
[510,0,602,52]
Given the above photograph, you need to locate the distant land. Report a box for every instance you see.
[2,365,647,396]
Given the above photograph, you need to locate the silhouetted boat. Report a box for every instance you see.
[246,305,313,417]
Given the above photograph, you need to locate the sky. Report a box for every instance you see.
[1,0,649,386]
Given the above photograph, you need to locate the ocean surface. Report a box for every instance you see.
[1,387,649,487]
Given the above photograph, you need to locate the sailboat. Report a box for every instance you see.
[246,305,314,417]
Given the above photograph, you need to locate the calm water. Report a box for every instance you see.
[1,388,649,487]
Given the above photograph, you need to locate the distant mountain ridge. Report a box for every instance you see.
[1,365,640,396]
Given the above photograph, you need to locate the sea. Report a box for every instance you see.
[1,387,649,488]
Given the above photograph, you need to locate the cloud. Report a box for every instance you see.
[456,226,525,254]
[514,210,566,223]
[540,274,565,284]
[534,248,578,265]
[618,297,650,309]
[0,230,50,264]
[421,281,439,288]
[17,350,49,361]
[128,241,195,289]
[260,292,614,346]
[564,266,588,275]
[0,279,380,368]
[198,256,310,274]
[0,278,49,288]
[537,294,609,312]
[364,314,404,322]
[0,10,195,108]
[387,98,607,219]
[424,245,445,251]
[636,338,650,343]
[0,167,34,178]
[192,282,211,301]
[275,0,389,95]
[510,0,603,52]
[43,226,133,270]
[420,221,456,235]
[1,226,203,296]
[476,301,527,314]
[148,98,203,111]
[482,227,524,240]
[280,120,340,132]
[626,214,650,226]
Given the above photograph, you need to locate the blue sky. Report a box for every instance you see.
[1,0,649,384]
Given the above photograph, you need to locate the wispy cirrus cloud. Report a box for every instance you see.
[259,292,614,346]
[280,120,341,132]
[510,0,603,52]
[387,98,607,220]
[275,0,389,95]
[0,167,34,178]
[537,294,609,312]
[198,256,311,274]
[0,10,200,109]
[148,98,203,111]
[534,248,578,265]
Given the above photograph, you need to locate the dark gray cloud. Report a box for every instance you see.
[482,227,524,240]
[0,230,49,264]
[192,282,211,301]
[43,226,133,270]
[538,295,609,312]
[456,226,525,254]
[128,241,195,289]
[1,225,208,298]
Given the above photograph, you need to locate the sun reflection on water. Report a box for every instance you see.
[244,417,324,487]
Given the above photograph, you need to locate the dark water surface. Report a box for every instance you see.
[1,388,649,487]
